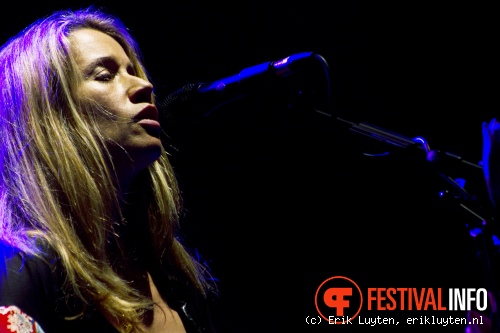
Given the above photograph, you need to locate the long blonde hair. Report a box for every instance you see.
[0,7,212,332]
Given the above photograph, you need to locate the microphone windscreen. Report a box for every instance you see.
[161,82,200,110]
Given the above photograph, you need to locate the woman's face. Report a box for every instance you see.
[69,28,162,187]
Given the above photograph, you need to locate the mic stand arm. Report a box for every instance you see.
[335,116,482,169]
[333,115,500,327]
[336,117,421,149]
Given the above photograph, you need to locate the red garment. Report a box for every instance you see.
[0,306,45,333]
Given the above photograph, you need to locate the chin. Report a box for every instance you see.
[118,143,163,174]
[139,144,163,167]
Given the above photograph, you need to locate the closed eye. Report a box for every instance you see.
[83,56,120,82]
[94,69,116,82]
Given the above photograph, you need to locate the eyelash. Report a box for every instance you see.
[95,70,116,82]
[93,67,138,82]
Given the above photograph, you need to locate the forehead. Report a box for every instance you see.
[69,28,129,65]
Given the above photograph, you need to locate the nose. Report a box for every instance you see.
[128,75,154,104]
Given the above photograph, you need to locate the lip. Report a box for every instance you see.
[134,105,161,135]
[137,118,161,127]
[134,104,159,122]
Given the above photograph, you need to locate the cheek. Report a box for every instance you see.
[97,119,127,142]
[79,84,122,114]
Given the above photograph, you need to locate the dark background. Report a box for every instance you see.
[1,1,499,332]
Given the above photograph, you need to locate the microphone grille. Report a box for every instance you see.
[162,82,200,109]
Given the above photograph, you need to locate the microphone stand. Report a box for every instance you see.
[328,114,500,329]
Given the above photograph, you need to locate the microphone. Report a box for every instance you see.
[161,52,317,117]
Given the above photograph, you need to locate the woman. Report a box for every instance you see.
[0,7,216,333]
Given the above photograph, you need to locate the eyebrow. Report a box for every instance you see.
[82,56,134,77]
[81,56,113,75]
